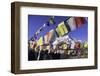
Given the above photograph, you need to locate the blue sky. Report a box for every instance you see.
[28,15,88,42]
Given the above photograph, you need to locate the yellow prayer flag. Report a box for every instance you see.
[56,21,68,36]
[58,25,65,36]
[60,22,68,34]
[37,37,43,46]
[84,42,88,49]
[56,27,62,37]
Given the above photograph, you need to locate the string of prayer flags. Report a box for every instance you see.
[33,16,56,41]
[31,16,87,45]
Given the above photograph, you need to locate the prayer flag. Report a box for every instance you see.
[29,40,33,49]
[44,30,55,44]
[37,37,43,46]
[84,42,88,49]
[56,21,69,37]
[66,17,76,31]
[50,29,58,43]
[44,34,48,44]
[49,16,55,25]
[56,26,62,37]
[59,21,69,34]
[75,17,85,28]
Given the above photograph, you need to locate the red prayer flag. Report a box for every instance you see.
[75,17,85,28]
[47,32,52,42]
